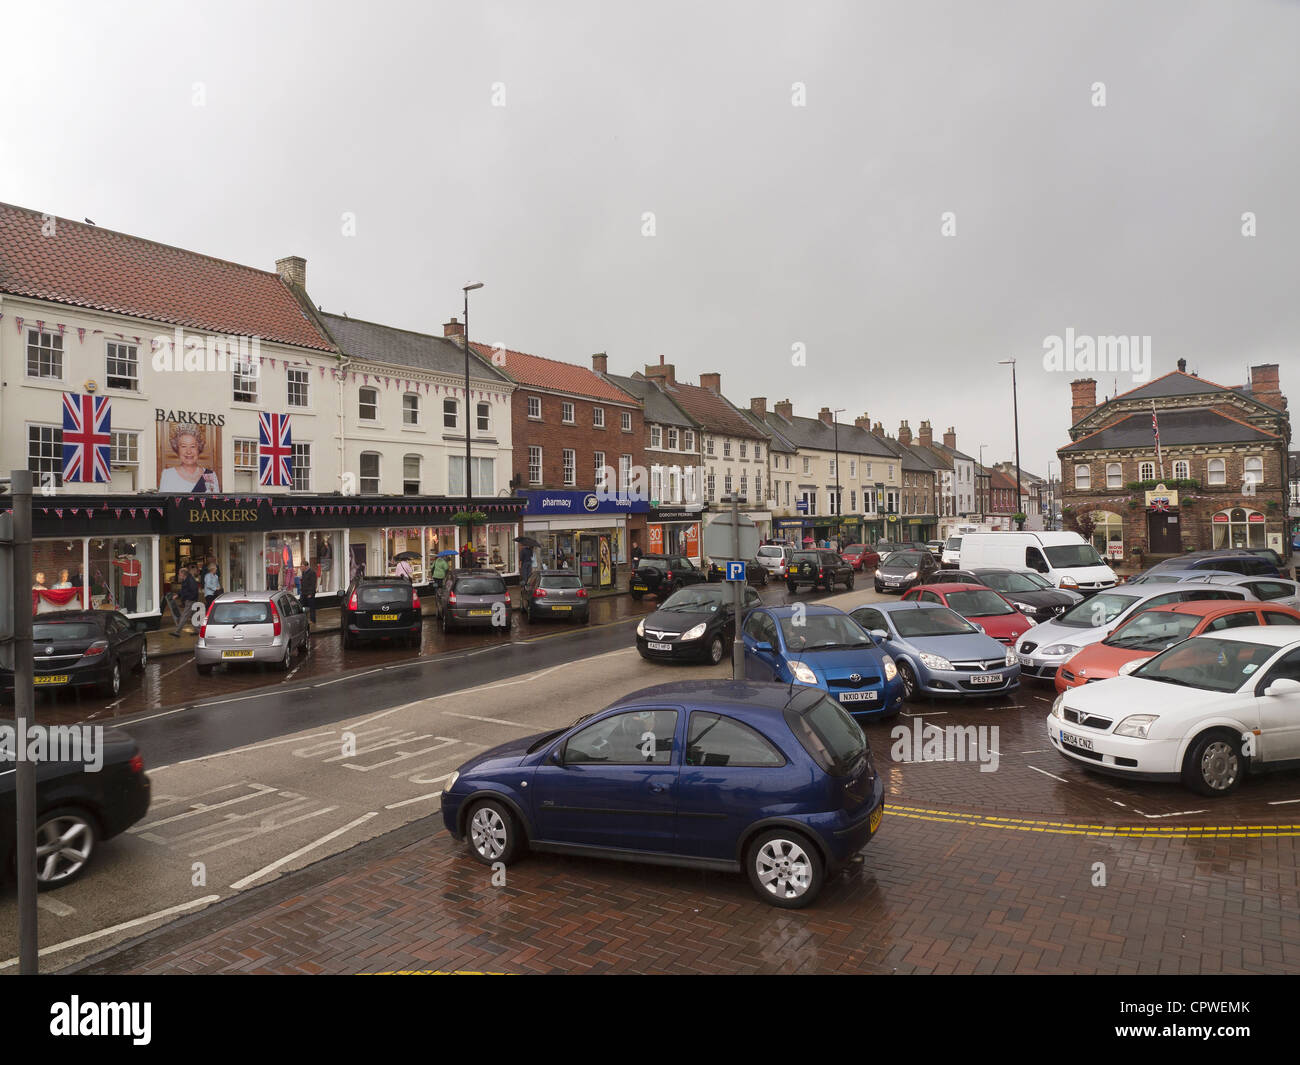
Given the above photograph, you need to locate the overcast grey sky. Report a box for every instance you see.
[4,0,1297,476]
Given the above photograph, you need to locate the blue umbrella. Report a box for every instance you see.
[437,549,457,558]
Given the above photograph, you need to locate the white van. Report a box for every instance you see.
[940,523,990,568]
[956,531,1118,593]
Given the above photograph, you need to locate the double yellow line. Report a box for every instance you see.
[888,803,1300,838]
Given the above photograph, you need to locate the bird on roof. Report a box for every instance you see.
[84,218,96,225]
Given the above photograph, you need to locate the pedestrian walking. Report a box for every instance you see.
[519,545,533,583]
[431,553,450,592]
[172,565,200,636]
[395,556,414,581]
[459,542,474,570]
[202,563,221,608]
[630,540,643,567]
[299,559,318,624]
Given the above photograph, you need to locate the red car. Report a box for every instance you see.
[840,544,880,571]
[901,583,1035,645]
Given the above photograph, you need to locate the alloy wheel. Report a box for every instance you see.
[754,837,812,900]
[470,806,508,860]
[35,813,94,885]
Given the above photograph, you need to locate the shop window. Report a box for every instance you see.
[1089,510,1124,558]
[287,368,310,408]
[386,528,424,582]
[403,393,420,426]
[292,443,311,491]
[403,455,421,495]
[485,524,518,572]
[425,526,456,565]
[359,387,378,421]
[1207,458,1226,485]
[1213,507,1265,549]
[32,539,88,613]
[106,341,139,391]
[360,452,380,493]
[310,532,339,594]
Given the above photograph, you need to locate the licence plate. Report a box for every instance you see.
[969,673,1003,685]
[1018,654,1034,666]
[371,614,399,621]
[550,605,571,612]
[1060,729,1093,752]
[222,650,254,659]
[632,584,648,591]
[648,642,672,651]
[467,609,492,617]
[33,674,68,686]
[839,690,878,702]
[869,804,884,834]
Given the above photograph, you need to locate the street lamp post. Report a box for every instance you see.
[999,358,1023,530]
[1046,460,1057,530]
[832,407,845,545]
[978,444,987,522]
[463,282,483,560]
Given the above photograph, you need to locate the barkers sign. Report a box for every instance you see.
[166,497,270,533]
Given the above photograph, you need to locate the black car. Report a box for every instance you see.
[0,726,151,889]
[636,584,762,664]
[629,554,707,600]
[706,557,770,587]
[342,577,422,648]
[522,569,590,623]
[873,549,939,593]
[785,550,855,593]
[1147,549,1282,578]
[923,567,1083,622]
[2,610,147,700]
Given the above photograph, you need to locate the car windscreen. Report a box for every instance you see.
[539,575,583,589]
[660,587,725,612]
[1133,637,1278,693]
[32,621,101,641]
[883,552,922,567]
[358,584,412,606]
[786,694,867,776]
[891,607,978,638]
[1058,592,1141,627]
[1105,611,1200,650]
[757,546,784,558]
[945,590,1014,616]
[845,544,866,554]
[1044,544,1105,567]
[791,552,821,564]
[456,577,506,595]
[978,572,1041,594]
[208,602,272,625]
[638,558,668,571]
[777,613,872,651]
[944,537,961,550]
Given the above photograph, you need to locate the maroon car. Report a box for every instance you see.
[840,544,880,572]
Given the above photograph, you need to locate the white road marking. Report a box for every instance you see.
[443,711,534,728]
[353,699,436,728]
[314,668,384,688]
[0,895,222,970]
[37,897,76,917]
[384,789,447,810]
[229,812,379,890]
[1267,798,1300,806]
[1027,765,1069,783]
[1133,808,1209,819]
[152,731,340,770]
[111,705,191,727]
[159,657,195,681]
[901,711,946,717]
[1018,749,1049,754]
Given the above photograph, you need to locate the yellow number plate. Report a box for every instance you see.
[371,614,399,621]
[222,650,255,659]
[550,605,572,612]
[34,674,69,685]
[869,804,884,833]
[467,609,492,617]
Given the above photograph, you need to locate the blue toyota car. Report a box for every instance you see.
[740,604,905,719]
[849,600,1019,701]
[441,680,885,908]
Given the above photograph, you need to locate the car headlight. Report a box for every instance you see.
[1114,715,1159,739]
[882,654,898,682]
[636,619,646,637]
[444,770,460,792]
[918,651,953,671]
[682,623,707,641]
[1025,616,1038,626]
[791,660,818,684]
[905,571,918,580]
[1041,643,1080,657]
[1050,694,1064,719]
[1005,649,1017,667]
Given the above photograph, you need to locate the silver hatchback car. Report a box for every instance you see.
[195,590,310,675]
[438,569,512,632]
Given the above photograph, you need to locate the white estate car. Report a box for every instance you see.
[1047,627,1300,795]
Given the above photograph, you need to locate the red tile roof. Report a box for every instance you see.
[0,203,336,352]
[470,342,637,404]
[651,378,766,439]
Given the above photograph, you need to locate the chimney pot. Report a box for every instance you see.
[1177,358,1187,373]
[943,427,956,449]
[443,316,464,338]
[591,353,608,374]
[818,407,834,426]
[774,399,793,420]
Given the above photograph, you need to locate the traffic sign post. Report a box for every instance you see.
[725,561,746,582]
[704,497,756,680]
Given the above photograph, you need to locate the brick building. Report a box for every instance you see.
[1058,362,1291,563]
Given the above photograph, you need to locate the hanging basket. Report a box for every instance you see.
[450,510,488,525]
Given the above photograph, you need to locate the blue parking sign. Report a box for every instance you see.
[726,561,746,582]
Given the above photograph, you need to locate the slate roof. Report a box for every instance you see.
[0,202,336,351]
[1095,370,1285,416]
[1061,407,1280,452]
[472,343,637,404]
[323,313,509,381]
[642,375,767,439]
[759,411,898,458]
[604,373,697,428]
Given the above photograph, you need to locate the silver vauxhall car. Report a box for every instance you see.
[195,590,310,675]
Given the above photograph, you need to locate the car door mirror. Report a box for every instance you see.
[550,747,565,765]
[754,640,773,653]
[1265,678,1300,697]
[870,629,889,643]
[1118,659,1142,676]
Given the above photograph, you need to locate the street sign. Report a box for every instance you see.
[725,561,746,582]
[795,500,809,514]
[702,511,759,561]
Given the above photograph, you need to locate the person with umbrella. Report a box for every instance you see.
[393,551,416,581]
[431,551,451,591]
[459,542,474,570]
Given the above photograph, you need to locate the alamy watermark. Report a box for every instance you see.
[1042,328,1151,383]
[0,721,105,772]
[889,716,999,773]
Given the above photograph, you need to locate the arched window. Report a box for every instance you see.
[1207,458,1226,485]
[1138,462,1155,482]
[1213,507,1265,549]
[358,387,378,421]
[1074,464,1091,490]
[1089,510,1124,558]
[1244,456,1263,490]
[1106,463,1123,489]
[1172,460,1189,480]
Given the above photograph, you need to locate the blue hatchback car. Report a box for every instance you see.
[849,600,1019,701]
[741,604,905,719]
[442,680,885,908]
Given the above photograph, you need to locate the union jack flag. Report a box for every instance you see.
[61,393,112,483]
[258,412,293,487]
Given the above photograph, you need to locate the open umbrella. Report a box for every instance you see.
[515,536,543,549]
[436,549,458,558]
[392,551,422,561]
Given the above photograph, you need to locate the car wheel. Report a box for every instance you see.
[1182,730,1245,796]
[101,660,121,698]
[746,829,824,909]
[343,631,357,650]
[300,631,311,656]
[137,642,148,674]
[630,592,643,601]
[707,635,725,664]
[279,643,293,671]
[34,807,97,889]
[845,572,855,590]
[465,799,524,865]
[196,663,213,676]
[786,582,798,594]
[898,661,919,701]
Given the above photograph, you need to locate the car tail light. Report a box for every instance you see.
[82,640,108,657]
[269,599,282,637]
[666,571,674,580]
[199,601,215,639]
[411,592,421,610]
[129,753,144,774]
[348,589,359,610]
[534,588,547,598]
[577,588,588,598]
[448,592,457,604]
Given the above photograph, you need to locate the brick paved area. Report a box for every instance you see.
[79,804,1300,975]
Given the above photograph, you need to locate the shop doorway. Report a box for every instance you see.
[162,535,217,593]
[1147,511,1182,554]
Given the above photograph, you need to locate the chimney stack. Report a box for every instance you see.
[854,412,871,430]
[818,406,834,426]
[943,426,956,449]
[275,256,307,289]
[897,420,912,445]
[700,372,721,394]
[750,397,767,418]
[443,316,465,338]
[591,353,608,374]
[644,361,676,386]
[871,421,885,437]
[774,399,793,420]
[1177,358,1187,373]
[918,420,933,448]
[1250,363,1285,410]
[1070,378,1097,426]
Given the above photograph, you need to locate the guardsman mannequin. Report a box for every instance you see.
[112,552,142,612]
